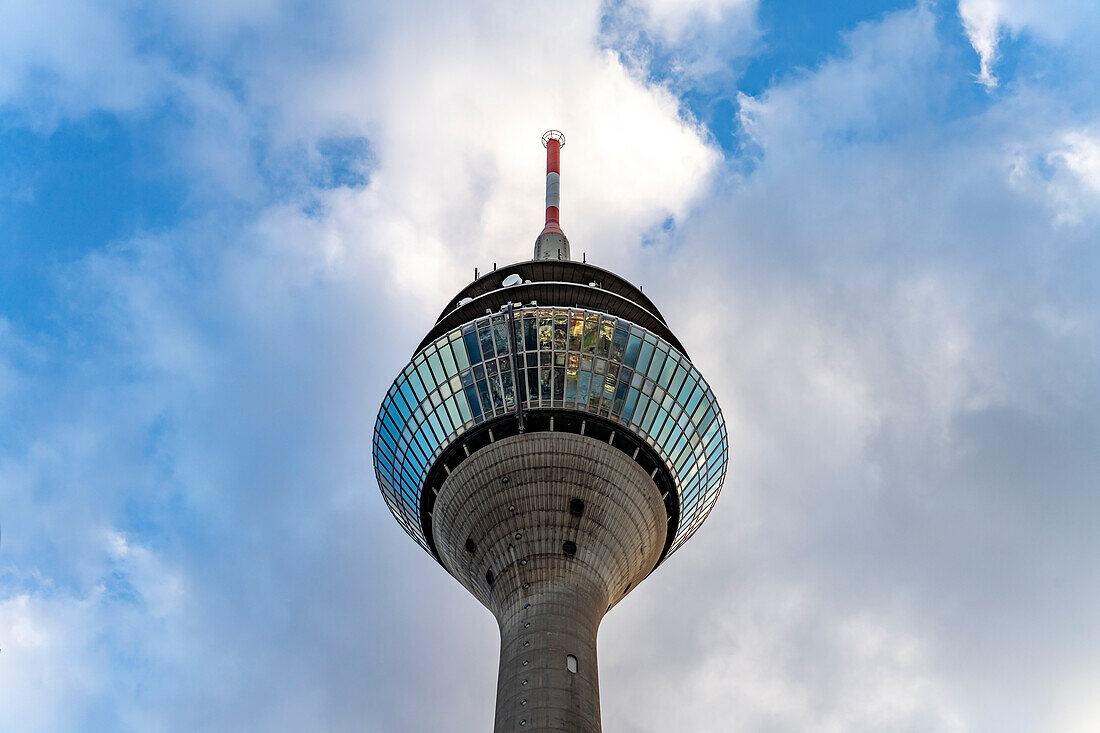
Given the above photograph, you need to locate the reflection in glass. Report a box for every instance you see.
[374,305,727,558]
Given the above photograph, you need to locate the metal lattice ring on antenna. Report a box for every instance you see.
[541,130,565,148]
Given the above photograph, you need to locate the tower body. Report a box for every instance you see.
[373,133,728,731]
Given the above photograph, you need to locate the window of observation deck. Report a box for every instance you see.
[373,306,728,557]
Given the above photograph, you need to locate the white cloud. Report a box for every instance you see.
[0,2,720,729]
[601,0,760,90]
[0,593,97,732]
[737,4,941,161]
[1007,126,1100,224]
[1050,129,1100,197]
[0,0,169,125]
[958,0,1004,87]
[594,6,1100,731]
[1049,675,1100,733]
[604,582,966,732]
[170,1,719,281]
[957,0,1100,88]
[0,533,184,732]
[628,0,757,42]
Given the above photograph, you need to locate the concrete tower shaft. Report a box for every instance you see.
[433,432,666,732]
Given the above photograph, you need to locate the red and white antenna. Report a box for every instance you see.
[533,130,570,261]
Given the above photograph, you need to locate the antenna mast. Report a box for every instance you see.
[533,130,571,261]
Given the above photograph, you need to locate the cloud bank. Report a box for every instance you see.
[2,1,1099,732]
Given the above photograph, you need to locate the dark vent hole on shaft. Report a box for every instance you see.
[562,540,577,557]
[486,570,494,586]
[465,538,476,554]
[569,498,585,517]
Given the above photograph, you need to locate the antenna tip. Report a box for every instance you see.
[541,130,565,148]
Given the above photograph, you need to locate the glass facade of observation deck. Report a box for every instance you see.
[373,306,728,558]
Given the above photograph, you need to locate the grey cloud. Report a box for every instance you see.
[593,7,1100,732]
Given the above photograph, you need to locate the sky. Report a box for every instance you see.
[1,0,1099,730]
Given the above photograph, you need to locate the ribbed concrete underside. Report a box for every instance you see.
[433,432,666,732]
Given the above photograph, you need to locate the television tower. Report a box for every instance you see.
[373,131,728,731]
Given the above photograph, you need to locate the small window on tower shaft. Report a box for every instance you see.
[569,498,585,517]
[566,655,578,674]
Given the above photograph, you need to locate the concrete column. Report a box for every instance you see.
[494,569,605,731]
[432,432,666,732]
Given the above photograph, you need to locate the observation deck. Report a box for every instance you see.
[374,263,728,573]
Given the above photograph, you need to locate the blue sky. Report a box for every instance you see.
[2,1,1100,731]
